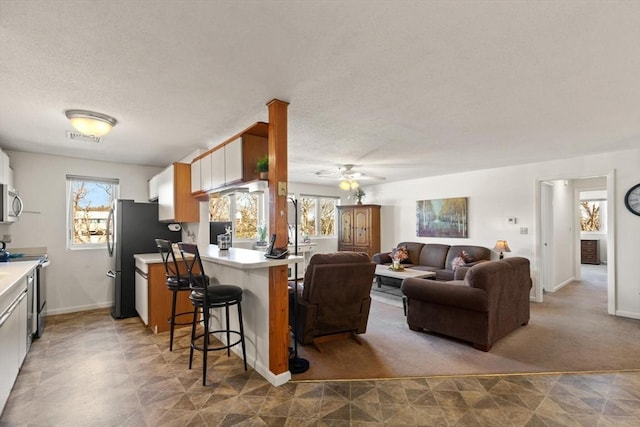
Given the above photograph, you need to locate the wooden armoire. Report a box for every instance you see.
[337,204,381,259]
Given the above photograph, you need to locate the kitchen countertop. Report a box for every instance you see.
[0,260,39,301]
[135,244,303,269]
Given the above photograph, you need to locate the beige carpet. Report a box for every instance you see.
[292,265,640,381]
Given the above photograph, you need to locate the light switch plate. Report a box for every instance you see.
[520,227,528,235]
[278,182,287,196]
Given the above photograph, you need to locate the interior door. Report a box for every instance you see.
[541,182,554,294]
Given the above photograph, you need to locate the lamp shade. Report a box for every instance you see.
[493,240,511,253]
[65,110,117,137]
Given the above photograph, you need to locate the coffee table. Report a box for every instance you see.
[374,265,436,315]
[374,264,436,287]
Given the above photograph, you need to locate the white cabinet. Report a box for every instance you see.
[211,148,225,189]
[190,158,201,193]
[148,174,159,201]
[0,150,11,185]
[0,272,29,413]
[225,137,243,184]
[190,123,268,195]
[157,165,175,221]
[135,260,149,325]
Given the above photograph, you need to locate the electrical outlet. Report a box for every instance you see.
[520,227,528,235]
[2,234,10,243]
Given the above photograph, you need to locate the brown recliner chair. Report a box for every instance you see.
[401,257,532,351]
[290,252,376,346]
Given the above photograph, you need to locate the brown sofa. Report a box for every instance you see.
[401,257,532,351]
[289,252,376,345]
[373,242,491,284]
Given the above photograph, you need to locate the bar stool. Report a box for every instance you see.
[155,239,191,351]
[178,242,247,386]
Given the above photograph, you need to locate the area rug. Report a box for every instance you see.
[291,268,640,381]
[369,282,403,309]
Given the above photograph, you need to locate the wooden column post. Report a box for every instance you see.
[267,99,289,375]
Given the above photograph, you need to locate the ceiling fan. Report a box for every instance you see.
[313,164,386,190]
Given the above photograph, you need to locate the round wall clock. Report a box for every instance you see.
[624,183,640,216]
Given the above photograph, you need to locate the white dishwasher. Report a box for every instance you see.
[134,259,149,325]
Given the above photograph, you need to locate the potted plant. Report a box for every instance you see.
[351,187,365,205]
[256,155,269,179]
[256,222,268,246]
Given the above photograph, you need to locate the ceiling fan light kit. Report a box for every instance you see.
[315,164,386,190]
[65,109,118,137]
[339,179,360,191]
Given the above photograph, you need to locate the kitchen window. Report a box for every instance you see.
[66,175,119,249]
[299,195,338,237]
[209,192,266,240]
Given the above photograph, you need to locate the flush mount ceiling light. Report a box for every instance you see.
[65,109,117,137]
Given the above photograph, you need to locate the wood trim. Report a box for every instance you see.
[267,99,289,375]
[147,263,194,334]
[242,134,268,182]
[173,163,199,222]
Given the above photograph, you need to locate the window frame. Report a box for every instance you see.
[209,191,267,241]
[299,194,339,238]
[66,175,119,250]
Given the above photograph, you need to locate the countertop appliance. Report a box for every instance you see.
[0,184,23,223]
[106,199,180,319]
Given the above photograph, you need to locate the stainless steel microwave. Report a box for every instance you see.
[0,184,24,223]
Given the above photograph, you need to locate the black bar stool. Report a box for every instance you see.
[155,239,192,351]
[178,242,247,386]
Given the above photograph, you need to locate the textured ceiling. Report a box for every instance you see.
[0,0,638,186]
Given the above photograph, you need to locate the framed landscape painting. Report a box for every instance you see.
[416,197,468,238]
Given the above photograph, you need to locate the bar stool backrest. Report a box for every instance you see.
[155,239,183,284]
[177,242,208,291]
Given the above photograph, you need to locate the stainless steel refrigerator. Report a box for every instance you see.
[106,199,181,319]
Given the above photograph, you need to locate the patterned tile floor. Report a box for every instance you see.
[1,308,639,426]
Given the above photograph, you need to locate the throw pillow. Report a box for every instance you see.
[391,245,409,263]
[459,250,474,263]
[451,256,465,271]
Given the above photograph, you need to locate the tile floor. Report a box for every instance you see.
[1,308,639,426]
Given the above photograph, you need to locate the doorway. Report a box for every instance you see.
[537,172,616,315]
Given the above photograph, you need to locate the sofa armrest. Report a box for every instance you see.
[454,266,470,280]
[401,277,488,312]
[373,252,392,264]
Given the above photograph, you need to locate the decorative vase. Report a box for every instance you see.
[357,199,363,205]
[392,259,400,270]
[259,171,268,180]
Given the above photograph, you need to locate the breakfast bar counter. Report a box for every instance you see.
[194,245,302,386]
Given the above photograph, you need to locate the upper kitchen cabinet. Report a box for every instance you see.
[191,122,268,195]
[158,163,199,223]
[148,174,159,202]
[0,150,11,185]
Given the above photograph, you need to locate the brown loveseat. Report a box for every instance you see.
[373,242,491,284]
[401,257,532,351]
[289,252,376,345]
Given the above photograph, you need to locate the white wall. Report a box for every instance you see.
[1,151,164,314]
[367,148,640,319]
